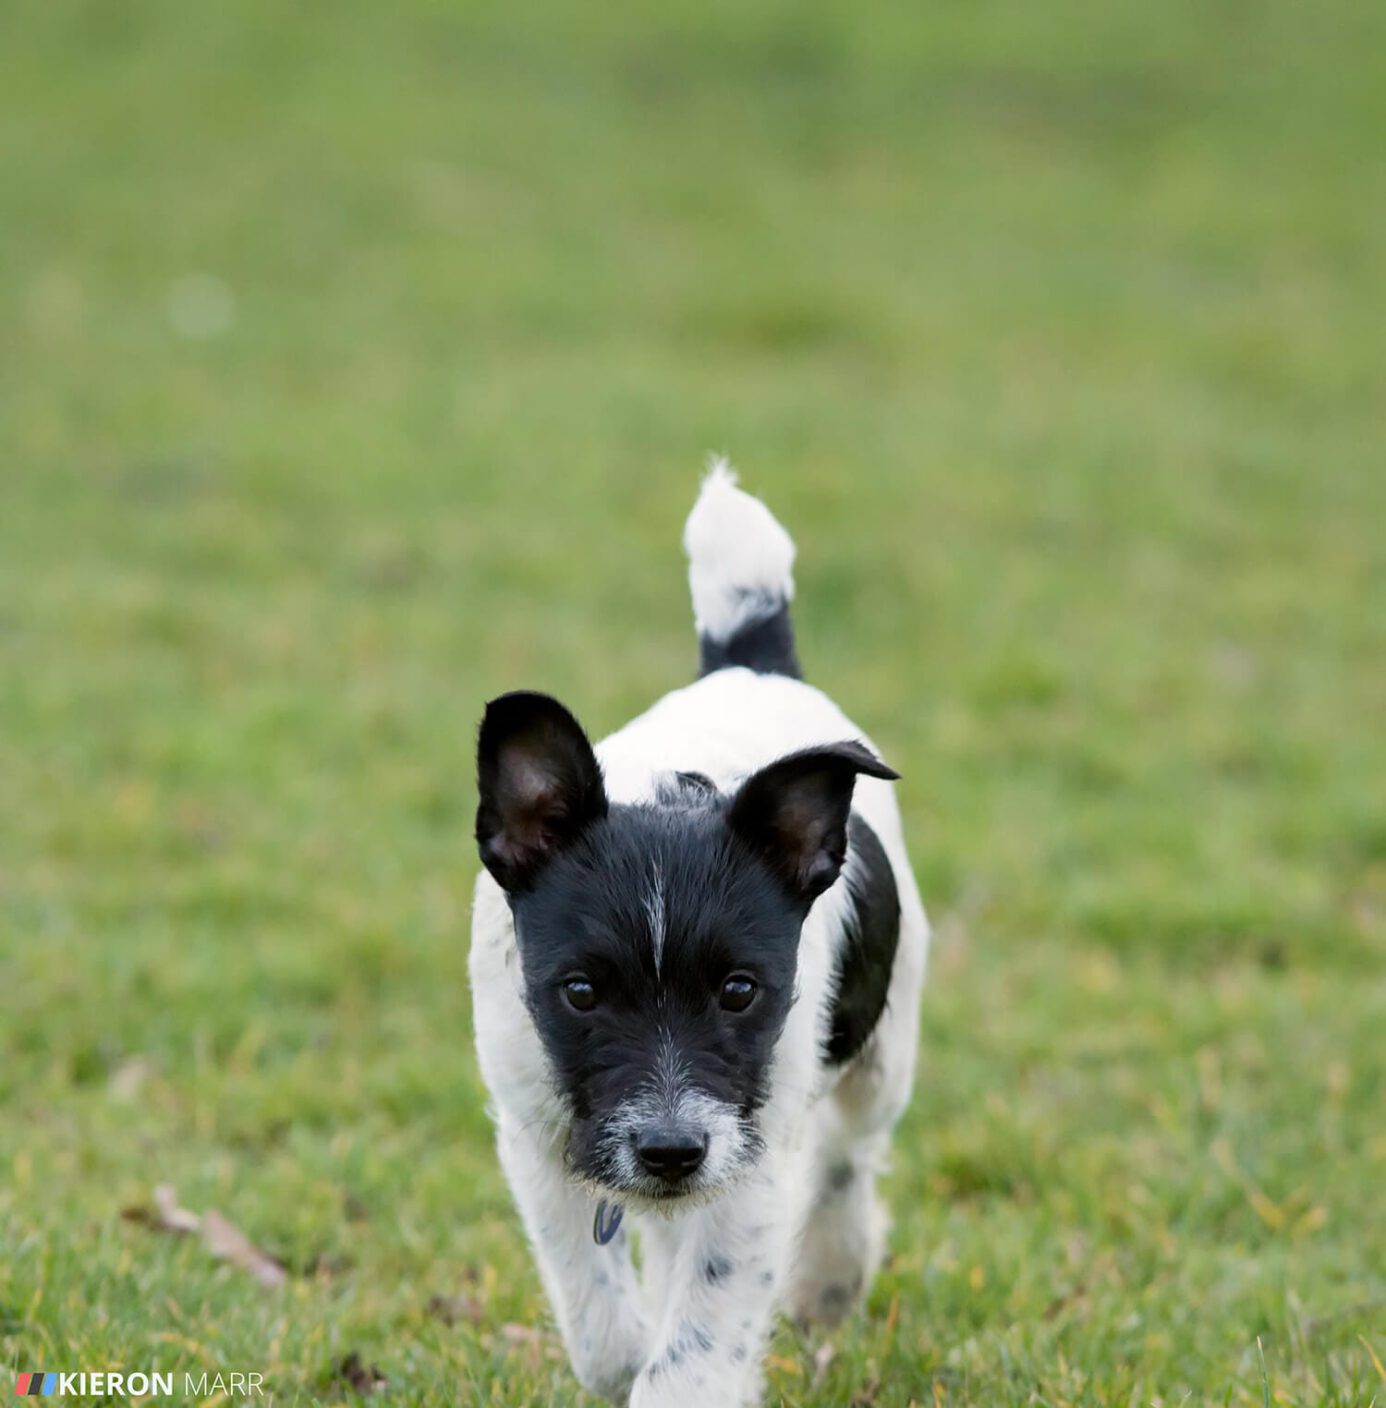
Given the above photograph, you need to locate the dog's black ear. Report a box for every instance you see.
[476,691,608,893]
[727,741,898,908]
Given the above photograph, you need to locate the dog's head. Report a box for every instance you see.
[475,691,895,1208]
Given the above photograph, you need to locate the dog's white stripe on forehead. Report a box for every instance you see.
[644,865,666,975]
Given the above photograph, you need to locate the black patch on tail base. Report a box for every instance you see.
[698,594,801,679]
[824,814,900,1066]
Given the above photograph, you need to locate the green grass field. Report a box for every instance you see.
[3,1,1384,1403]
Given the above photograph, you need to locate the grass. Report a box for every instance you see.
[2,0,1384,1403]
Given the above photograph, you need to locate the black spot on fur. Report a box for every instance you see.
[698,596,801,679]
[654,770,721,808]
[704,1255,734,1283]
[825,814,900,1065]
[677,769,719,798]
[826,1160,855,1193]
[653,1322,714,1375]
[730,1344,748,1364]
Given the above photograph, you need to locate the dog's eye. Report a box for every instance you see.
[563,978,598,1012]
[719,974,757,1013]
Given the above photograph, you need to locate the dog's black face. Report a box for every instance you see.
[511,802,802,1201]
[475,691,896,1206]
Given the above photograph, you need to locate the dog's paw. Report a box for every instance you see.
[565,1319,647,1403]
[572,1352,642,1404]
[628,1341,761,1408]
[791,1267,867,1329]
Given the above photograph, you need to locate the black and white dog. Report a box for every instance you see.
[470,464,928,1406]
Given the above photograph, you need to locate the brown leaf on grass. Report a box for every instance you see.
[427,1293,485,1326]
[121,1185,286,1289]
[155,1184,202,1233]
[332,1353,387,1395]
[120,1184,200,1234]
[497,1323,545,1372]
[200,1209,288,1288]
[119,1205,160,1230]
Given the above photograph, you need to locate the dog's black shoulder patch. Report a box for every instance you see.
[824,813,900,1066]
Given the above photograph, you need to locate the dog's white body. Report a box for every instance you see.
[471,471,928,1407]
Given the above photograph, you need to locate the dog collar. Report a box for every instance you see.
[593,1199,624,1245]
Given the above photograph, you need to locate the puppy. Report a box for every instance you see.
[470,463,928,1406]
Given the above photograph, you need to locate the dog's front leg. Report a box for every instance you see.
[630,1163,800,1408]
[497,1121,649,1402]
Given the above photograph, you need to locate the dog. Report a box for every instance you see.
[470,463,928,1406]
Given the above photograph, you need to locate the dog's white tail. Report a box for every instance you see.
[683,458,801,679]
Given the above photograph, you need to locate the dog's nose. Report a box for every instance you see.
[635,1125,707,1181]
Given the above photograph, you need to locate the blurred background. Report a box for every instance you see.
[2,1,1383,1403]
